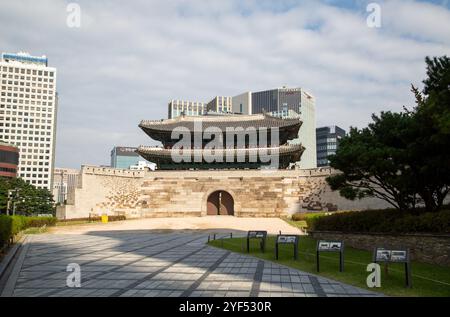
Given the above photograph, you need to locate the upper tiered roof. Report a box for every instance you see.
[139,113,302,145]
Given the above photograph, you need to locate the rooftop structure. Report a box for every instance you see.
[1,52,48,66]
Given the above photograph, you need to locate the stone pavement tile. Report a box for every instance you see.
[267,283,283,292]
[225,291,250,297]
[232,281,253,290]
[17,271,99,284]
[16,279,67,289]
[300,276,312,283]
[77,265,120,272]
[189,290,215,297]
[292,293,308,297]
[115,265,162,273]
[13,288,55,297]
[165,273,204,280]
[291,283,305,293]
[280,275,291,282]
[321,284,338,294]
[97,272,153,280]
[21,265,64,272]
[49,288,101,297]
[18,270,62,280]
[137,280,194,290]
[120,289,155,297]
[281,282,293,291]
[210,291,227,297]
[85,289,121,297]
[81,279,138,289]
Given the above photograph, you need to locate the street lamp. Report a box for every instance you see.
[6,189,21,216]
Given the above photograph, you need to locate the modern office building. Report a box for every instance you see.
[52,167,79,204]
[251,87,317,169]
[0,141,19,178]
[232,92,251,115]
[168,100,205,119]
[110,146,142,169]
[316,125,346,167]
[0,52,58,189]
[206,96,232,113]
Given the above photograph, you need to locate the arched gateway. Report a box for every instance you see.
[207,191,234,216]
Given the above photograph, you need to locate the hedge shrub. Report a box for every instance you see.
[309,208,450,234]
[0,215,56,249]
[291,212,329,221]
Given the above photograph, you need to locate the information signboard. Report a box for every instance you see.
[247,231,267,253]
[316,240,344,272]
[373,247,411,288]
[275,235,300,260]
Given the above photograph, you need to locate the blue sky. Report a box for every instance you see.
[1,0,449,168]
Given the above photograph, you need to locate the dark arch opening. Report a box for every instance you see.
[206,191,234,216]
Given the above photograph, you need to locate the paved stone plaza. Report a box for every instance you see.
[1,232,381,297]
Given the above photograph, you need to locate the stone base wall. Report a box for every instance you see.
[309,231,450,266]
[56,165,390,220]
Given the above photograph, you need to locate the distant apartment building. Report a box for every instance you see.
[0,52,58,189]
[110,146,142,169]
[316,125,346,167]
[52,167,79,204]
[206,96,232,113]
[0,141,19,178]
[251,87,317,169]
[168,100,205,119]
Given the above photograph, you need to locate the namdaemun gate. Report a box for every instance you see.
[57,113,388,220]
[136,113,304,170]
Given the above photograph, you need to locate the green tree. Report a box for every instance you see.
[407,56,450,211]
[326,112,418,211]
[327,56,450,212]
[0,177,54,215]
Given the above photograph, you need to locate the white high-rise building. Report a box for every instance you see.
[168,99,205,119]
[52,167,79,204]
[0,52,58,190]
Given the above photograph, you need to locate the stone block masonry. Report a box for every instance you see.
[57,166,390,219]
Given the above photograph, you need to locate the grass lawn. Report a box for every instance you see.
[209,235,450,297]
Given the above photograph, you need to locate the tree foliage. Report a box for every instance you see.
[0,177,54,215]
[327,56,450,212]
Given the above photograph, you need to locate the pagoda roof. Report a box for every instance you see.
[139,113,301,133]
[136,143,304,170]
[137,143,304,156]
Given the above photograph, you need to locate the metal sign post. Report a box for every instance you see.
[373,247,412,288]
[275,235,300,260]
[247,231,267,253]
[316,240,344,272]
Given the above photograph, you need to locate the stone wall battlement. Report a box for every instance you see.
[81,165,146,178]
[57,165,389,220]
